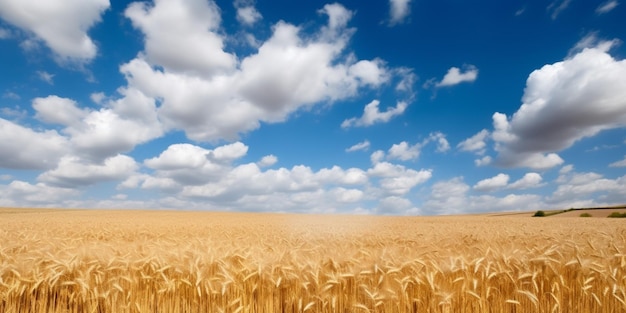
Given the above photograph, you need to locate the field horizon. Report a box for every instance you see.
[1,207,625,312]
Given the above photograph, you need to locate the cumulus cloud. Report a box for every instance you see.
[429,132,450,152]
[548,171,626,204]
[257,155,278,167]
[38,154,138,188]
[346,140,370,152]
[435,65,478,87]
[609,156,626,167]
[0,118,68,170]
[33,96,88,127]
[388,141,421,161]
[0,0,109,62]
[121,2,398,142]
[234,0,262,26]
[424,177,544,215]
[125,0,236,77]
[341,100,407,128]
[389,0,411,25]
[458,129,490,154]
[474,156,492,167]
[473,173,510,192]
[596,0,619,14]
[367,162,431,195]
[508,173,543,189]
[0,180,79,206]
[492,40,626,170]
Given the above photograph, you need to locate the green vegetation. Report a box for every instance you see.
[533,210,546,217]
[580,213,592,217]
[608,212,626,218]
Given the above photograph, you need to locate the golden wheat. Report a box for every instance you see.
[0,208,625,312]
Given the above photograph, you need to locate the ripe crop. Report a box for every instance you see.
[1,209,625,312]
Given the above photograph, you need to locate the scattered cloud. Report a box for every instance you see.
[475,156,492,167]
[508,172,543,190]
[388,141,421,161]
[341,100,407,128]
[547,0,572,20]
[458,129,490,155]
[609,155,626,167]
[0,27,11,39]
[492,39,626,170]
[0,118,69,169]
[548,171,626,204]
[0,0,110,62]
[235,0,262,26]
[515,6,526,16]
[38,154,138,188]
[257,155,278,167]
[2,91,20,100]
[435,65,478,87]
[473,173,510,192]
[596,0,619,14]
[389,0,411,25]
[346,140,371,152]
[37,71,54,84]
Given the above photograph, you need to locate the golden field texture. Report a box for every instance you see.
[1,208,625,313]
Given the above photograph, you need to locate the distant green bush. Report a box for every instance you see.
[533,210,546,217]
[579,213,592,217]
[608,212,626,218]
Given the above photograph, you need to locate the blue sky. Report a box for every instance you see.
[0,0,625,215]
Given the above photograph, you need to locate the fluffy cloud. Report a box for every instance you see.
[548,171,626,204]
[33,96,88,127]
[609,156,626,167]
[388,141,421,161]
[389,0,411,25]
[38,154,138,188]
[491,42,626,169]
[235,0,262,26]
[508,173,543,190]
[458,129,489,154]
[0,0,109,61]
[436,65,478,87]
[125,0,235,77]
[0,180,79,206]
[257,155,278,167]
[596,0,619,14]
[342,100,407,128]
[37,71,54,84]
[346,140,371,152]
[122,2,397,142]
[473,173,509,192]
[424,177,543,215]
[0,118,68,170]
[367,162,431,195]
[474,156,492,167]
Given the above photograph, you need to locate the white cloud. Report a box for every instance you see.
[125,0,236,77]
[609,155,626,167]
[458,129,490,154]
[0,0,109,62]
[90,92,106,104]
[37,71,54,84]
[0,27,11,39]
[389,0,411,25]
[341,100,407,128]
[436,65,478,87]
[0,180,79,205]
[547,0,571,19]
[332,187,364,203]
[33,95,88,127]
[346,140,370,152]
[549,172,626,204]
[508,172,543,190]
[559,164,574,175]
[429,132,450,152]
[425,177,544,215]
[121,2,397,142]
[377,196,416,214]
[367,162,431,195]
[0,118,68,170]
[596,0,619,14]
[370,150,385,164]
[2,91,20,100]
[474,156,492,167]
[473,173,510,192]
[236,5,262,26]
[492,41,626,170]
[388,141,421,161]
[38,154,138,188]
[257,155,278,167]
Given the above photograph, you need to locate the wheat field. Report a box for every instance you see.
[1,208,625,312]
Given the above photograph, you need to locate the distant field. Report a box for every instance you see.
[1,208,625,312]
[553,208,626,217]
